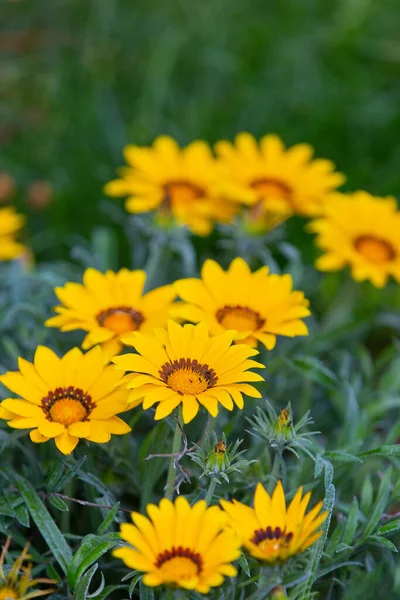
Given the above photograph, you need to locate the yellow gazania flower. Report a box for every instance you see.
[0,206,25,260]
[113,496,241,593]
[113,320,264,424]
[174,257,310,350]
[104,135,239,236]
[0,345,131,455]
[309,191,400,288]
[215,132,345,217]
[220,481,327,564]
[0,537,56,600]
[45,268,176,358]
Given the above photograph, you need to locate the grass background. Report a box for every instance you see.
[2,0,400,262]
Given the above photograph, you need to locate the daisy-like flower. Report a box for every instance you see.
[0,206,25,260]
[113,496,241,593]
[0,346,131,455]
[0,537,56,600]
[174,258,310,350]
[113,320,264,424]
[104,135,238,236]
[45,268,176,358]
[309,191,400,288]
[220,481,327,564]
[215,133,345,217]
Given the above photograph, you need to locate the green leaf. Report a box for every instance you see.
[97,503,120,535]
[53,455,87,492]
[48,495,69,512]
[360,475,373,515]
[139,580,155,599]
[6,492,30,527]
[91,585,127,600]
[287,355,338,389]
[238,553,250,577]
[376,518,400,536]
[294,483,336,599]
[67,533,120,590]
[358,445,400,459]
[362,467,392,539]
[342,497,359,546]
[366,535,398,553]
[128,573,143,598]
[14,473,72,573]
[0,496,13,517]
[315,560,364,579]
[72,563,102,599]
[324,451,362,465]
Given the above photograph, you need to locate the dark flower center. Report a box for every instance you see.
[159,358,218,396]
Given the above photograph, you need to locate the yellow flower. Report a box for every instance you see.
[113,320,264,423]
[0,207,25,260]
[45,268,176,358]
[113,496,241,593]
[309,191,400,288]
[220,481,327,564]
[174,257,310,350]
[0,346,131,455]
[0,537,56,600]
[215,133,345,217]
[104,135,238,236]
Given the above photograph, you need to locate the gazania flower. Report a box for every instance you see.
[215,133,345,217]
[309,191,400,288]
[220,481,327,563]
[113,320,264,423]
[174,257,310,350]
[0,537,56,600]
[45,268,176,358]
[113,496,241,593]
[0,345,131,455]
[104,135,238,236]
[0,206,25,260]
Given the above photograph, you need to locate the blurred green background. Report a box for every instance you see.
[1,0,400,261]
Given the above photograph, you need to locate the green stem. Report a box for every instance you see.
[164,416,182,498]
[204,478,218,505]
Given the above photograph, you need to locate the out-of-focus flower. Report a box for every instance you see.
[113,496,241,593]
[0,172,16,203]
[0,346,131,455]
[45,268,176,358]
[0,206,25,260]
[220,481,327,563]
[104,136,239,236]
[113,320,264,423]
[309,191,400,288]
[174,257,310,350]
[215,133,345,217]
[26,180,53,210]
[0,537,56,599]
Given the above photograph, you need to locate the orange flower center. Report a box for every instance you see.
[41,387,96,426]
[250,178,292,203]
[354,235,396,263]
[0,587,18,600]
[97,306,145,334]
[159,358,218,395]
[155,547,203,582]
[251,526,293,558]
[216,305,265,332]
[164,180,205,205]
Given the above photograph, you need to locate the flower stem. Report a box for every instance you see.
[204,477,218,505]
[164,415,182,498]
